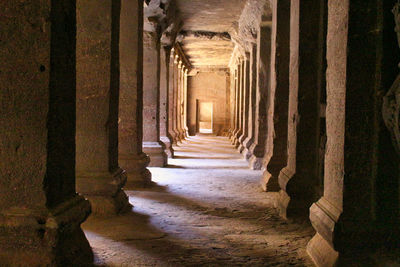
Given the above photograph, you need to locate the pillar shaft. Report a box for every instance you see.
[119,0,151,187]
[230,67,239,141]
[232,62,242,144]
[276,0,325,219]
[177,66,185,139]
[173,58,182,142]
[183,69,189,137]
[168,52,178,144]
[160,46,174,157]
[76,0,130,215]
[242,44,258,160]
[0,1,92,264]
[262,0,290,192]
[238,55,251,153]
[249,26,271,170]
[234,60,244,147]
[307,1,400,266]
[142,30,167,167]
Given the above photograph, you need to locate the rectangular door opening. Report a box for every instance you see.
[198,101,213,134]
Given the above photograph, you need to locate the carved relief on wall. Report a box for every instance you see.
[382,2,400,155]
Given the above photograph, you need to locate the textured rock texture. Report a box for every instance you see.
[187,71,230,135]
[0,0,92,265]
[84,136,315,267]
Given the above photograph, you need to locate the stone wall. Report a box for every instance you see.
[187,71,230,135]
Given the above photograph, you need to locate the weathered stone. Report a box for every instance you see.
[242,44,258,160]
[0,1,92,264]
[248,25,271,170]
[119,0,152,187]
[76,0,130,215]
[307,1,400,266]
[238,54,251,153]
[262,0,290,192]
[143,30,168,167]
[187,71,230,135]
[160,46,175,157]
[275,0,325,219]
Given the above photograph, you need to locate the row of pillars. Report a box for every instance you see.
[0,0,188,265]
[229,0,400,266]
[141,21,190,166]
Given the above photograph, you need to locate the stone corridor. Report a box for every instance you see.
[83,135,314,266]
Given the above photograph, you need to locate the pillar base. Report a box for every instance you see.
[261,169,280,192]
[143,141,168,167]
[237,134,247,152]
[241,137,254,160]
[307,233,339,267]
[230,129,238,144]
[277,167,314,219]
[307,198,341,267]
[77,168,131,216]
[237,143,245,153]
[160,136,174,158]
[120,152,152,188]
[0,195,93,266]
[249,155,263,170]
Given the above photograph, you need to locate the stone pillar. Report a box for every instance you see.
[76,0,131,215]
[119,0,152,187]
[234,60,244,147]
[242,44,258,160]
[276,0,325,219]
[177,64,184,139]
[225,72,232,135]
[249,25,271,170]
[0,1,93,264]
[307,1,400,266]
[183,68,189,137]
[262,0,290,192]
[238,54,251,153]
[173,57,183,143]
[168,51,178,144]
[160,46,174,157]
[230,67,239,142]
[178,64,186,140]
[142,30,167,167]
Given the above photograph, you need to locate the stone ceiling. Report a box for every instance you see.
[175,0,247,69]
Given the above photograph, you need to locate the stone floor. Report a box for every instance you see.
[83,135,315,266]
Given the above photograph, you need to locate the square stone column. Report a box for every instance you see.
[183,69,189,137]
[233,60,244,147]
[307,1,400,266]
[76,0,131,215]
[160,46,174,157]
[230,67,239,141]
[119,0,151,187]
[0,1,92,264]
[225,72,232,136]
[238,54,251,153]
[262,0,290,192]
[142,30,167,167]
[249,25,271,170]
[173,56,183,143]
[177,64,186,140]
[168,51,179,144]
[276,0,326,219]
[242,44,258,160]
[228,67,236,138]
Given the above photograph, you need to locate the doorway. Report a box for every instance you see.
[197,101,213,134]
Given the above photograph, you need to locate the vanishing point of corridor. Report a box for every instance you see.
[83,136,314,266]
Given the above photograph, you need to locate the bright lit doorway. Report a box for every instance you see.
[197,101,213,134]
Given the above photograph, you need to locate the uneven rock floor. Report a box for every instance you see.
[83,135,315,266]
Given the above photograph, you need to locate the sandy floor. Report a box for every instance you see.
[83,135,315,266]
